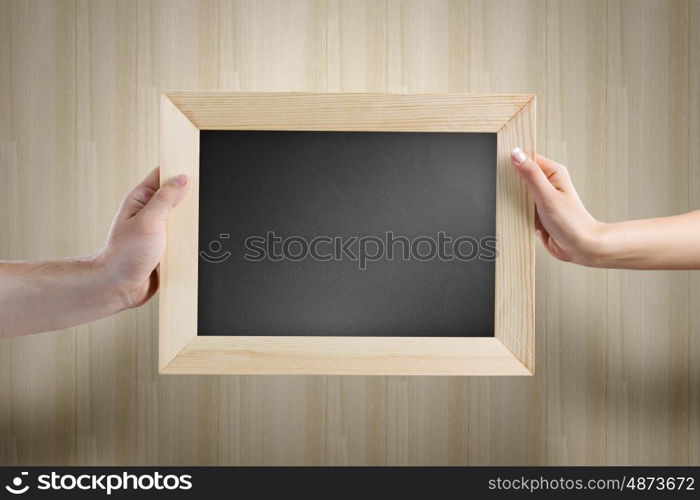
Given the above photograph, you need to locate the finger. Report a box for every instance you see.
[535,154,574,192]
[535,215,545,234]
[141,166,160,190]
[117,167,161,220]
[536,227,562,260]
[545,237,568,262]
[534,218,550,246]
[511,147,556,202]
[135,174,189,228]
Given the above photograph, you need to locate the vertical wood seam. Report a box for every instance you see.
[72,0,80,465]
[544,0,549,464]
[131,0,138,464]
[687,0,692,466]
[542,0,549,461]
[603,0,609,466]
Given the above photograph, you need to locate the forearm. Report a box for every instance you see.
[589,210,700,270]
[0,255,127,338]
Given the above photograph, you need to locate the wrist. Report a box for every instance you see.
[577,221,617,268]
[89,251,137,313]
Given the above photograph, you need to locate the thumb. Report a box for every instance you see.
[115,167,160,220]
[511,147,555,203]
[136,174,189,228]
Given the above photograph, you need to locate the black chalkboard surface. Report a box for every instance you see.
[197,130,497,337]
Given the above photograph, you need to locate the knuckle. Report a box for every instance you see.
[517,159,537,175]
[153,188,173,205]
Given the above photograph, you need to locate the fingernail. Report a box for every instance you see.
[512,147,527,165]
[171,174,188,187]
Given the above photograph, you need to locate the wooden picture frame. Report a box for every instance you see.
[159,92,536,376]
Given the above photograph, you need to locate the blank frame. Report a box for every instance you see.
[159,92,536,376]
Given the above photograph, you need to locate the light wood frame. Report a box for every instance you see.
[159,92,535,376]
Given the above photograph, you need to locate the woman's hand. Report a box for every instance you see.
[511,148,605,266]
[511,148,700,270]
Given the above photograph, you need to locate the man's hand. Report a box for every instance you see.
[100,168,189,310]
[0,168,189,338]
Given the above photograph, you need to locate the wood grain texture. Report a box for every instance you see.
[0,0,78,465]
[219,0,326,91]
[606,0,690,465]
[467,0,548,466]
[495,99,536,372]
[165,91,532,132]
[75,0,139,464]
[387,0,468,93]
[327,0,386,92]
[691,0,700,466]
[545,0,608,465]
[159,95,199,371]
[1,0,697,466]
[387,376,469,465]
[327,373,386,465]
[162,337,532,375]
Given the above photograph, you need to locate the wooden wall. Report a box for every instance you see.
[0,0,698,465]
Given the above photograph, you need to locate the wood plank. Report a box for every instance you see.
[238,376,325,465]
[495,98,536,372]
[326,0,387,465]
[327,0,387,92]
[165,91,533,132]
[75,0,138,464]
[387,377,468,465]
[218,0,328,465]
[606,0,690,465]
[0,0,12,463]
[467,0,547,466]
[0,0,78,465]
[688,0,699,466]
[327,375,386,465]
[386,0,470,466]
[545,0,608,465]
[158,95,199,371]
[162,337,532,375]
[219,0,326,91]
[133,0,221,466]
[387,0,468,93]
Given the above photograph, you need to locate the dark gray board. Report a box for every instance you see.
[197,130,496,337]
